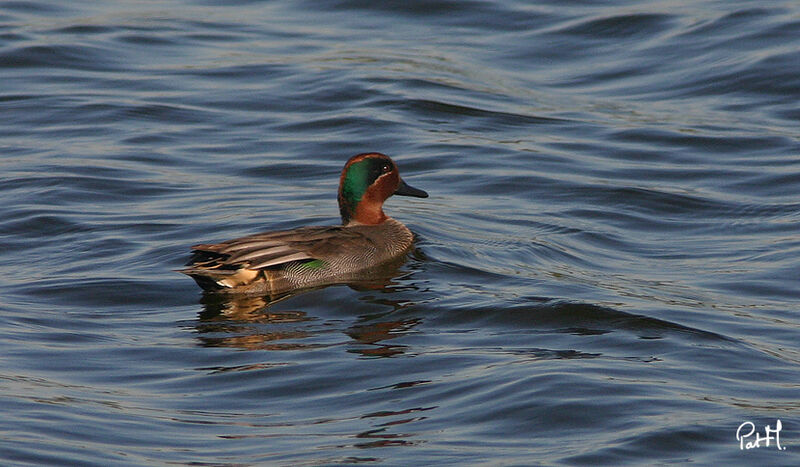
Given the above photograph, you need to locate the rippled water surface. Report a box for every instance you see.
[2,0,799,465]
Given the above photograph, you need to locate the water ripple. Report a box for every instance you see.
[2,0,800,464]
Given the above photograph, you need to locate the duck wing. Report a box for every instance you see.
[185,225,363,271]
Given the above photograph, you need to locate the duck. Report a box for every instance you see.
[181,152,428,295]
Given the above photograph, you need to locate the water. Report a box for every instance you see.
[1,0,799,465]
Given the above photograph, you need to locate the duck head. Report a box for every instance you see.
[338,152,428,225]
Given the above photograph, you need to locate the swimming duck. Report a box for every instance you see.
[181,152,428,295]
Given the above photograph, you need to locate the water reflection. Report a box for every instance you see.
[194,262,424,356]
[346,318,422,358]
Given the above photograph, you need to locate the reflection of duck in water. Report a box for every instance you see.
[181,153,428,296]
[196,290,422,356]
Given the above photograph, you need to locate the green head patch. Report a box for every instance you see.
[341,159,372,206]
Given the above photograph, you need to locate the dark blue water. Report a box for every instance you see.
[1,0,799,465]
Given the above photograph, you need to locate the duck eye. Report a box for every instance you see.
[381,164,391,173]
